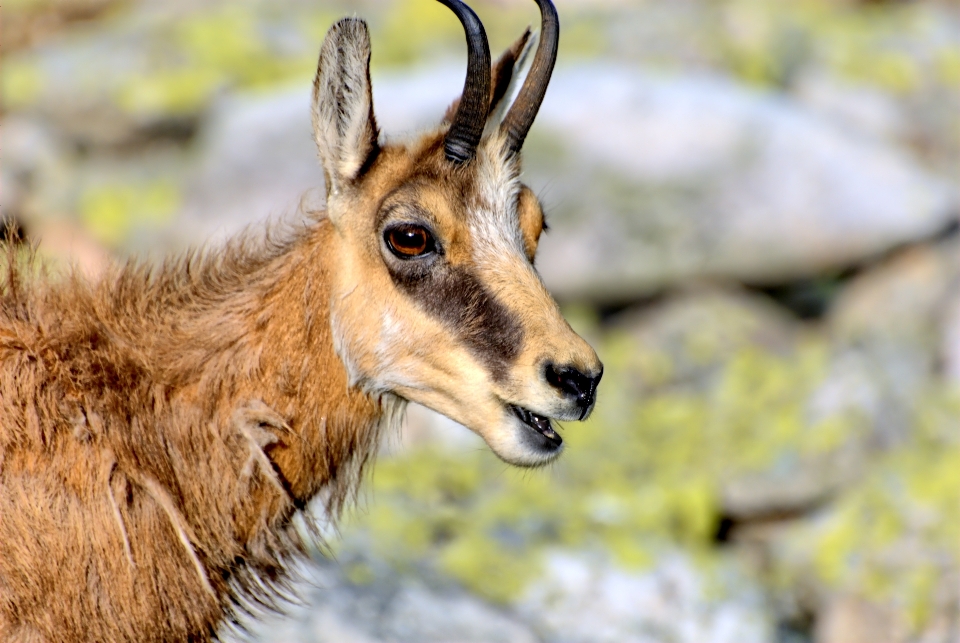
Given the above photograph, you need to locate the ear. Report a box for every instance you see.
[517,185,545,263]
[487,28,534,127]
[312,18,379,199]
[442,29,535,128]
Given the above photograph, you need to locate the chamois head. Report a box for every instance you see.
[313,0,602,467]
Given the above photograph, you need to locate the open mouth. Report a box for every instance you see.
[511,405,562,448]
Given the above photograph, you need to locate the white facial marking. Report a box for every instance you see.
[469,137,527,265]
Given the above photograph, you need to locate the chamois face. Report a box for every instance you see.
[313,14,601,466]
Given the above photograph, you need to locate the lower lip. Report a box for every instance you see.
[512,405,562,449]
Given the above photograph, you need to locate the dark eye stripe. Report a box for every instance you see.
[385,261,524,381]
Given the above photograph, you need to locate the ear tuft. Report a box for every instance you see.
[312,18,379,197]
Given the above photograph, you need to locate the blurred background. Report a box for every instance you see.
[2,0,959,641]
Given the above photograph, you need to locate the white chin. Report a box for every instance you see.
[484,414,564,468]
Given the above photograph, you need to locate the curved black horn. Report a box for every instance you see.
[437,0,491,164]
[500,0,558,155]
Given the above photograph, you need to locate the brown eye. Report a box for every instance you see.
[384,224,435,258]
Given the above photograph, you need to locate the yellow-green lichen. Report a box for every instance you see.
[79,180,180,246]
[341,331,870,604]
[0,59,45,110]
[715,0,935,92]
[794,388,960,633]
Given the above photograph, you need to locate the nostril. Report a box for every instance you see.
[545,363,567,391]
[545,363,600,407]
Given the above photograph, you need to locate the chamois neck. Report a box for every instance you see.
[0,217,392,642]
[166,218,385,509]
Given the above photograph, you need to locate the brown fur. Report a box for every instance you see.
[0,12,600,641]
[0,220,389,641]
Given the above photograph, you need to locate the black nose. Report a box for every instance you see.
[545,363,603,415]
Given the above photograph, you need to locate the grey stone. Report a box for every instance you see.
[172,65,472,245]
[231,557,538,643]
[159,65,958,302]
[606,285,798,394]
[0,116,70,221]
[516,550,772,643]
[829,239,960,349]
[528,67,958,302]
[177,89,323,244]
[826,238,960,443]
[794,73,908,143]
[943,292,960,384]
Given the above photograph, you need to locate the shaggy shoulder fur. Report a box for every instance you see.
[0,218,393,642]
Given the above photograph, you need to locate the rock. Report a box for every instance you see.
[604,288,886,524]
[606,286,798,394]
[0,116,69,221]
[794,73,908,144]
[814,594,897,643]
[381,583,537,643]
[528,66,958,303]
[391,402,484,454]
[232,556,538,643]
[176,89,323,244]
[944,292,960,384]
[826,238,960,442]
[16,55,955,294]
[175,64,477,245]
[139,64,958,301]
[2,1,309,150]
[516,550,772,643]
[830,239,960,346]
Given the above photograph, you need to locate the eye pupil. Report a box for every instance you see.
[386,225,433,257]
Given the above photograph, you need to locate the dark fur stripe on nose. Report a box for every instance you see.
[389,263,523,380]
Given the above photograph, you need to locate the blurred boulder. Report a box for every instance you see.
[944,292,960,384]
[175,65,472,244]
[157,65,958,297]
[516,550,772,643]
[7,33,190,150]
[794,73,908,144]
[814,594,897,643]
[606,286,797,394]
[826,237,960,442]
[0,116,68,222]
[177,89,323,243]
[234,556,538,643]
[829,238,960,353]
[25,59,954,295]
[529,67,958,303]
[604,288,898,525]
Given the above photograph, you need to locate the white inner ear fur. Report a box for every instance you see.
[483,31,538,137]
[312,18,378,197]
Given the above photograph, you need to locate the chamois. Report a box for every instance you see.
[0,0,602,640]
